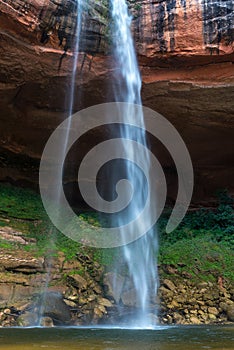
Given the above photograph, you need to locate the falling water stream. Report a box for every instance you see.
[1,2,232,349]
[108,1,157,327]
[40,0,157,328]
[38,0,84,326]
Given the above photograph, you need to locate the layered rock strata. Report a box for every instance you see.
[0,0,233,203]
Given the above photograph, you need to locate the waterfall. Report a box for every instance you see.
[39,0,158,328]
[38,0,84,326]
[109,0,158,327]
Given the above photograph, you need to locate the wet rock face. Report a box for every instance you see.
[16,302,62,327]
[202,0,233,47]
[36,291,71,325]
[2,0,232,56]
[0,0,233,203]
[0,244,115,327]
[131,0,233,57]
[39,0,109,54]
[226,304,234,322]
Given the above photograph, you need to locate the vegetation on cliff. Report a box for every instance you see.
[0,183,233,284]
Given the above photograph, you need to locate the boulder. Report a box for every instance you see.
[167,300,179,309]
[190,316,201,324]
[121,289,139,308]
[97,297,113,308]
[67,274,88,291]
[40,316,54,327]
[36,291,71,325]
[207,307,219,316]
[93,306,103,318]
[219,302,228,312]
[226,305,234,322]
[163,279,176,291]
[173,312,184,324]
[17,312,38,327]
[208,313,217,321]
[103,272,125,303]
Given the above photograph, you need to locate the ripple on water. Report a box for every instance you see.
[0,326,233,350]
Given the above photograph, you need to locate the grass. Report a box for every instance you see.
[0,238,16,250]
[157,192,234,282]
[0,183,118,265]
[158,237,234,282]
[0,183,44,220]
[0,183,233,283]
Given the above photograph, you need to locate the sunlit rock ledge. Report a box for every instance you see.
[0,0,233,204]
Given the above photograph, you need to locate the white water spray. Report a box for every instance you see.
[39,0,158,328]
[38,0,83,325]
[109,1,158,326]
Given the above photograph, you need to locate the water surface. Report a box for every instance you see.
[0,326,233,350]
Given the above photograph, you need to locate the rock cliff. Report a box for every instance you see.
[0,0,233,203]
[0,226,233,326]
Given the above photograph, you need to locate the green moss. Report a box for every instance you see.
[158,193,233,283]
[158,199,234,248]
[0,220,7,227]
[0,183,44,220]
[0,238,16,250]
[68,268,85,276]
[0,183,233,284]
[159,237,234,283]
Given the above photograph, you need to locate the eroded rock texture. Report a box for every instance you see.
[130,0,233,57]
[0,0,233,203]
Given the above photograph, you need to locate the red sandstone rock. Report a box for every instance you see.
[0,0,233,203]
